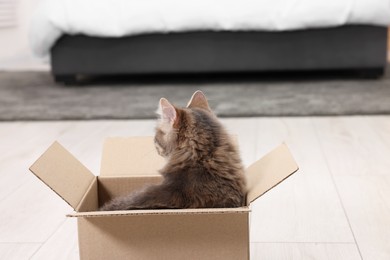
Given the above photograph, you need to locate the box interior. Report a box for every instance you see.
[75,175,164,212]
[97,176,162,209]
[73,175,250,218]
[30,137,299,217]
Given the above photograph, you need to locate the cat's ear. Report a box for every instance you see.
[158,98,177,125]
[187,90,211,112]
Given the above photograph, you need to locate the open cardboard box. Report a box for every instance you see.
[29,137,298,260]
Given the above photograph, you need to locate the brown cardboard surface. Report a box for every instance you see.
[246,143,299,205]
[29,142,95,210]
[97,176,162,207]
[100,137,165,176]
[77,178,99,212]
[100,136,238,177]
[77,212,249,260]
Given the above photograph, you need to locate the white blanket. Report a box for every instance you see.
[31,0,390,58]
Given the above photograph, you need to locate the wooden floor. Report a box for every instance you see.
[0,116,390,260]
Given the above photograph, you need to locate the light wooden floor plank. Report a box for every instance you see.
[250,118,354,242]
[313,116,390,176]
[221,118,258,167]
[333,175,390,260]
[30,219,79,260]
[0,122,78,201]
[0,122,73,163]
[0,243,41,260]
[0,179,70,243]
[1,117,390,259]
[250,242,361,260]
[314,116,390,260]
[367,116,390,151]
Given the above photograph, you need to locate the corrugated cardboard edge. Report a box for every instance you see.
[246,143,299,205]
[76,177,99,212]
[29,164,75,210]
[29,141,95,211]
[67,207,250,218]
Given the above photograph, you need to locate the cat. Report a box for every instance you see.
[100,90,246,211]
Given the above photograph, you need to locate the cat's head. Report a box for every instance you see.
[154,90,217,158]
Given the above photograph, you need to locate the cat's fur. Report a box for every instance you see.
[100,91,246,211]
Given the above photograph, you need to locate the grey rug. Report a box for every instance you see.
[0,70,390,121]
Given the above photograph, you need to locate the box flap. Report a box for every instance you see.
[246,144,298,205]
[100,137,165,176]
[29,142,95,211]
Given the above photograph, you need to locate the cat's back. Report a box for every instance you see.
[177,108,247,207]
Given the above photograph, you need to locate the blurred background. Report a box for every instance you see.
[0,0,389,120]
[0,0,389,72]
[0,0,47,70]
[1,1,390,260]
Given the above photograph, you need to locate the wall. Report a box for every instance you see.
[0,0,48,70]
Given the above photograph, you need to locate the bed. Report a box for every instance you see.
[31,0,390,84]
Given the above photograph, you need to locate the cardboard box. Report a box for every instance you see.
[29,137,298,260]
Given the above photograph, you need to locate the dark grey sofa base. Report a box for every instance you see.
[51,25,388,84]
